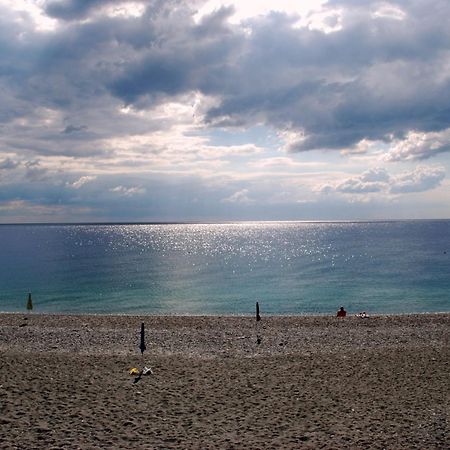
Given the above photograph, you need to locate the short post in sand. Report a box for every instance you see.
[139,322,146,362]
[256,301,261,344]
[133,322,152,382]
[26,293,33,312]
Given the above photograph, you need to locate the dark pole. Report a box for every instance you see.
[139,322,146,355]
[26,293,33,311]
[256,302,261,344]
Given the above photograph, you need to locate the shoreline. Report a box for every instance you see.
[0,310,450,320]
[2,312,449,360]
[1,312,448,448]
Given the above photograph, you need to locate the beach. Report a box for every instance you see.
[0,313,448,449]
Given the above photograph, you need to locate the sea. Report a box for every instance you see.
[0,221,449,316]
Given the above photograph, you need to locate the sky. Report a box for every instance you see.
[0,0,449,223]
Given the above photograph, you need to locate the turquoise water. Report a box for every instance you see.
[0,221,449,315]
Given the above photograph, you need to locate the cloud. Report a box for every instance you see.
[44,0,119,20]
[3,0,450,160]
[24,160,49,181]
[359,167,390,183]
[62,124,88,134]
[109,185,146,196]
[221,188,254,204]
[390,165,445,193]
[108,5,240,104]
[321,165,445,195]
[385,129,450,161]
[0,199,95,223]
[0,158,20,170]
[69,175,97,189]
[1,1,450,222]
[323,168,389,194]
[200,1,450,154]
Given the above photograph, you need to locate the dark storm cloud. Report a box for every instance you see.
[44,0,117,20]
[1,0,450,163]
[0,1,214,158]
[89,0,450,157]
[62,125,88,134]
[108,4,239,104]
[203,2,450,154]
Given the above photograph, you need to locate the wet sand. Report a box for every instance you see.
[0,313,448,449]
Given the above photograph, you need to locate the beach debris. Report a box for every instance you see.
[142,366,153,376]
[26,293,33,311]
[133,373,143,384]
[131,366,153,384]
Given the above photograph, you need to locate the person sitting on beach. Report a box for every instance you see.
[336,306,347,317]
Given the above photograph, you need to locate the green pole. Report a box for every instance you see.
[26,293,33,311]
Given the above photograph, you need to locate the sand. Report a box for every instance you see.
[0,313,448,449]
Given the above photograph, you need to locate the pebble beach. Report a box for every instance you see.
[0,313,448,449]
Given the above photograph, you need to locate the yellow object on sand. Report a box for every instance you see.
[129,367,139,375]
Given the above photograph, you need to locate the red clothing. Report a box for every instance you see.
[337,309,347,317]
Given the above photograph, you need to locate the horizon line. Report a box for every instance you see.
[1,218,449,226]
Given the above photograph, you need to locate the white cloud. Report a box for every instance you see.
[69,175,97,189]
[221,188,254,203]
[390,165,445,193]
[360,167,390,183]
[109,185,146,196]
[198,144,263,159]
[195,0,326,24]
[102,2,146,19]
[320,165,445,196]
[319,167,389,194]
[0,0,59,31]
[386,129,450,161]
[372,3,406,21]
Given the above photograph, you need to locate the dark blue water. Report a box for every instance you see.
[0,221,449,315]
